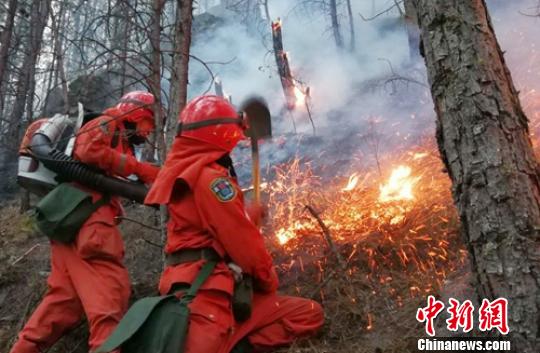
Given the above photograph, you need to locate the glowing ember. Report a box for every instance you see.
[379,166,419,203]
[276,221,308,245]
[341,173,360,192]
[412,152,429,160]
[366,313,373,330]
[390,214,405,225]
[276,227,295,245]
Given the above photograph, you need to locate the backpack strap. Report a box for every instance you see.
[91,193,111,212]
[111,127,121,148]
[179,261,217,305]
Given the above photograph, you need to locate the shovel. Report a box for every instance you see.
[240,97,272,206]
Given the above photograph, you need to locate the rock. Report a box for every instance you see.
[42,70,147,116]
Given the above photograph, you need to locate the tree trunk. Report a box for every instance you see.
[167,0,193,146]
[0,0,18,116]
[329,0,343,49]
[145,0,164,164]
[51,1,69,113]
[0,0,18,84]
[114,0,132,95]
[6,0,50,153]
[404,0,420,61]
[271,20,296,110]
[262,0,271,23]
[69,0,86,70]
[345,0,355,51]
[413,0,540,351]
[20,191,30,213]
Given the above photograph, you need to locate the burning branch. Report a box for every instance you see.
[271,19,310,112]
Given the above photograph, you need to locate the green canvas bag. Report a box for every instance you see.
[95,260,217,353]
[33,183,109,243]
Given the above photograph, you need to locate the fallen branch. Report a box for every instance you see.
[309,268,337,298]
[115,216,160,232]
[305,205,346,269]
[10,243,43,266]
[143,238,163,249]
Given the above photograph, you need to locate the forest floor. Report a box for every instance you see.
[0,190,473,353]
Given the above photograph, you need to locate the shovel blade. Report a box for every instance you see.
[241,96,272,140]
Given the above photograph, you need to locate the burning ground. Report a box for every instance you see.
[257,141,466,352]
[0,140,468,352]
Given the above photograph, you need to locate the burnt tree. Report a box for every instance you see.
[271,20,296,110]
[413,0,539,351]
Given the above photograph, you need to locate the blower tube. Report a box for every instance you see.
[30,133,149,204]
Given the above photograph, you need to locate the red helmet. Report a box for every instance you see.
[177,95,246,151]
[116,91,155,124]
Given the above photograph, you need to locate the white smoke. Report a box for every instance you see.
[187,0,540,183]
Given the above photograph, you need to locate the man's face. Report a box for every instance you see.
[136,118,154,139]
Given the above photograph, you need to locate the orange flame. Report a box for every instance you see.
[293,86,305,106]
[412,152,428,160]
[341,173,360,192]
[379,166,419,203]
[271,19,282,32]
[276,221,307,245]
[276,227,295,245]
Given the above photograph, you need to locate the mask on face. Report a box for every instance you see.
[124,121,149,146]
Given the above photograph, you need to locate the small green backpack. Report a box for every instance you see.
[33,183,109,243]
[96,261,217,353]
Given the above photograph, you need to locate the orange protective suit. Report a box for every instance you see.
[10,110,159,353]
[145,137,324,353]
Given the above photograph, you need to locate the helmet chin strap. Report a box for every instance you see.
[176,116,244,136]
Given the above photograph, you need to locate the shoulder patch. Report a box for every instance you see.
[210,177,237,202]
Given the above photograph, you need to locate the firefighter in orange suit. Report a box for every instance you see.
[10,91,160,353]
[144,95,324,353]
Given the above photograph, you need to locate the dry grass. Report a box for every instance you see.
[0,141,469,353]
